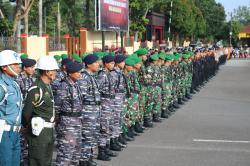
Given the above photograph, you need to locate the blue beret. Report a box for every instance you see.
[21,58,36,67]
[84,54,99,65]
[66,61,83,73]
[102,55,115,63]
[114,55,126,63]
[61,58,72,66]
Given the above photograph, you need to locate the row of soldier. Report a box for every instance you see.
[0,47,218,166]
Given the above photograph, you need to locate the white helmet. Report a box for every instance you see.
[36,56,59,70]
[0,50,22,66]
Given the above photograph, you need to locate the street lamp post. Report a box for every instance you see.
[167,1,173,47]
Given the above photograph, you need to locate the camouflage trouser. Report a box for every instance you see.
[152,86,162,114]
[172,80,178,102]
[177,78,183,98]
[187,73,193,94]
[145,86,154,118]
[56,116,82,166]
[114,94,125,137]
[127,94,139,126]
[20,133,28,165]
[121,98,130,133]
[99,98,113,147]
[138,87,146,122]
[81,105,100,161]
[162,82,172,110]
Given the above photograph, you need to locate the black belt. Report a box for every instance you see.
[83,101,101,105]
[115,90,125,93]
[101,94,115,99]
[60,112,82,117]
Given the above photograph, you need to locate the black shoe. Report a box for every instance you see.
[105,144,118,157]
[178,98,184,105]
[88,157,97,166]
[79,160,88,166]
[168,105,175,112]
[131,126,140,136]
[127,127,134,138]
[173,101,180,109]
[186,94,192,99]
[110,138,122,151]
[182,97,188,102]
[161,109,168,118]
[134,122,144,133]
[115,137,124,149]
[97,146,111,161]
[124,133,135,141]
[153,114,162,123]
[118,134,127,145]
[143,119,154,128]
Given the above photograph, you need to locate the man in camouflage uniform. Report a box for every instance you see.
[16,57,36,166]
[145,53,162,123]
[55,61,83,166]
[171,54,181,109]
[79,54,102,165]
[97,55,120,161]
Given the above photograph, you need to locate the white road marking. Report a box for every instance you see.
[193,139,250,143]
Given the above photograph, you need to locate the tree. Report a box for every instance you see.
[12,0,35,36]
[232,5,250,25]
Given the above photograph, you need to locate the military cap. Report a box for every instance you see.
[183,54,189,59]
[173,55,180,61]
[125,57,136,66]
[136,48,148,56]
[109,52,115,56]
[61,54,68,59]
[61,58,72,66]
[54,55,61,60]
[20,53,28,59]
[66,61,83,73]
[72,54,82,63]
[102,55,115,63]
[150,53,159,61]
[165,54,172,61]
[114,54,127,63]
[131,54,142,64]
[84,54,99,65]
[21,58,36,67]
[159,52,166,60]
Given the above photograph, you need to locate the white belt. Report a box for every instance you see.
[3,124,21,132]
[43,122,55,128]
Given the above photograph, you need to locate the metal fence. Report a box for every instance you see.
[49,37,66,51]
[0,36,19,52]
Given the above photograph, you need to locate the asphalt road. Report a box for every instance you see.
[95,59,250,166]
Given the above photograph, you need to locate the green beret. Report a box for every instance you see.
[173,55,180,61]
[20,53,28,59]
[183,54,189,59]
[82,53,89,59]
[125,57,136,66]
[103,52,108,56]
[136,48,148,56]
[131,54,142,64]
[72,54,82,63]
[61,54,68,59]
[109,52,115,56]
[159,52,166,60]
[165,54,172,61]
[54,55,61,60]
[150,53,159,61]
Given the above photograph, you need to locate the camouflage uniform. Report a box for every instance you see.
[171,63,179,103]
[55,77,83,166]
[161,65,172,111]
[79,70,101,161]
[16,72,35,165]
[96,69,115,147]
[110,68,126,137]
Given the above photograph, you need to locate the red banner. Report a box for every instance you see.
[98,0,129,31]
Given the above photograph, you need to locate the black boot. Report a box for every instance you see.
[110,138,122,151]
[127,127,135,138]
[161,109,168,118]
[118,134,127,145]
[173,101,180,109]
[182,97,188,102]
[186,93,192,99]
[97,146,111,161]
[131,126,140,136]
[168,104,175,112]
[105,144,118,157]
[153,113,162,123]
[115,137,127,148]
[134,122,144,133]
[178,98,184,105]
[87,156,97,166]
[124,132,134,141]
[143,117,154,128]
[79,160,88,166]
